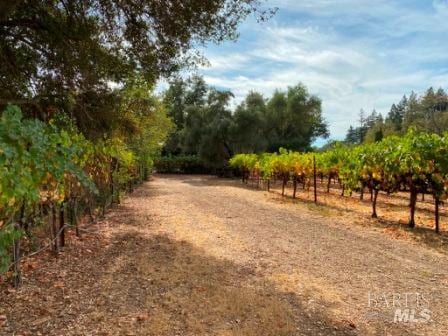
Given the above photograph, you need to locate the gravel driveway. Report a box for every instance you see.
[2,174,447,336]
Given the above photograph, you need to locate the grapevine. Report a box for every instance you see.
[230,129,448,233]
[0,104,170,286]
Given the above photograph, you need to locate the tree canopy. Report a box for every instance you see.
[0,0,273,134]
[345,87,448,145]
[162,76,329,167]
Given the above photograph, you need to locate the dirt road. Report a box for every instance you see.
[1,174,447,335]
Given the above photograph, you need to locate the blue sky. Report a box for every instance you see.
[193,0,448,144]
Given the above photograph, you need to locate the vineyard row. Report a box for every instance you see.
[0,106,155,287]
[229,129,448,233]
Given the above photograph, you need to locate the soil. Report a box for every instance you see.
[1,174,447,336]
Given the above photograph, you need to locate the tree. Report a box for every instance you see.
[231,92,267,153]
[0,0,273,135]
[198,89,235,166]
[420,87,448,134]
[162,78,328,166]
[345,126,359,144]
[265,84,329,151]
[364,122,385,143]
[402,91,420,130]
[181,87,234,166]
[265,90,288,150]
[387,104,400,131]
[118,76,173,176]
[346,87,448,144]
[162,78,187,155]
[395,95,408,131]
[400,88,448,134]
[163,75,209,155]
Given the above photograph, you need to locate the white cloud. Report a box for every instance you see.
[200,53,251,71]
[193,0,448,140]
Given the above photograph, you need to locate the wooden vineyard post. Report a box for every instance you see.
[313,155,317,204]
[435,196,440,233]
[372,189,379,218]
[281,176,287,196]
[292,178,297,198]
[408,178,417,228]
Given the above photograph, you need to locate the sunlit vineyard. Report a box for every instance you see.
[230,129,448,233]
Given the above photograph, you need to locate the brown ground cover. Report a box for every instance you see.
[1,174,447,335]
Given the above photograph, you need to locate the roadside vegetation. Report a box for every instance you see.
[0,0,270,287]
[230,130,448,233]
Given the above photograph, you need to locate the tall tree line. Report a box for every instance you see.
[0,0,272,138]
[345,87,448,144]
[162,76,329,167]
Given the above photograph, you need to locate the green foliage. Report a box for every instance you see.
[163,77,235,167]
[230,129,448,199]
[265,84,329,151]
[163,76,329,167]
[0,224,21,273]
[0,106,94,215]
[229,154,259,172]
[0,1,271,125]
[0,1,271,280]
[346,88,448,145]
[0,105,96,271]
[0,97,171,273]
[155,155,211,174]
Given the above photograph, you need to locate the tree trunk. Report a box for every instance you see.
[327,176,331,193]
[267,179,270,192]
[292,178,297,198]
[51,205,59,254]
[371,189,379,218]
[340,184,345,196]
[360,185,364,200]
